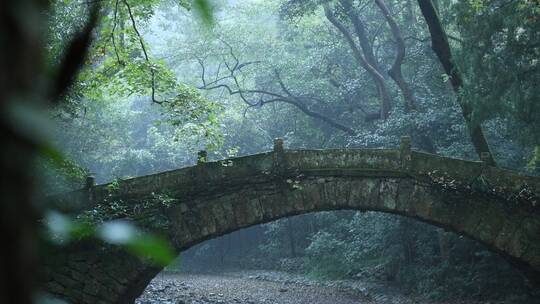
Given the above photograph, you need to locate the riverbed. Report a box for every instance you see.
[135,270,507,304]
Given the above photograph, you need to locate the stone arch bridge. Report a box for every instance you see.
[43,138,540,304]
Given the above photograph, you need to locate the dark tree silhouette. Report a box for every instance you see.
[0,1,99,302]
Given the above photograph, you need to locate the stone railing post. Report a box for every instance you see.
[274,138,284,154]
[400,136,412,172]
[197,150,207,165]
[84,174,95,206]
[480,152,492,165]
[195,150,208,184]
[272,138,287,176]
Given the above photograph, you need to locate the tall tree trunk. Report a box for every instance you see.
[375,0,417,110]
[323,3,392,119]
[399,218,416,265]
[417,0,497,166]
[1,2,98,302]
[1,1,48,302]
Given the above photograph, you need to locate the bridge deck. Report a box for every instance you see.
[50,139,540,213]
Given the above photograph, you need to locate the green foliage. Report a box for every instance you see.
[528,146,540,173]
[39,152,89,193]
[77,191,175,229]
[279,0,323,20]
[453,0,540,146]
[151,191,176,207]
[98,220,175,266]
[121,232,175,266]
[192,0,215,26]
[45,211,175,266]
[161,84,224,151]
[107,178,122,193]
[305,231,350,279]
[46,0,219,119]
[397,241,531,301]
[50,96,223,183]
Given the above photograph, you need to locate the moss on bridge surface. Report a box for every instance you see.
[44,143,540,304]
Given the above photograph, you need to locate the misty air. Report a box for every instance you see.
[1,0,540,304]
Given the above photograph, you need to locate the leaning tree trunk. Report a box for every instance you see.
[416,0,497,166]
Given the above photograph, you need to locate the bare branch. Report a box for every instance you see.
[375,0,417,110]
[110,0,122,65]
[215,62,222,81]
[123,0,162,104]
[196,57,206,86]
[274,69,295,97]
[197,41,356,135]
[219,37,240,71]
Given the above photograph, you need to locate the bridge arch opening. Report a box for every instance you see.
[137,210,533,303]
